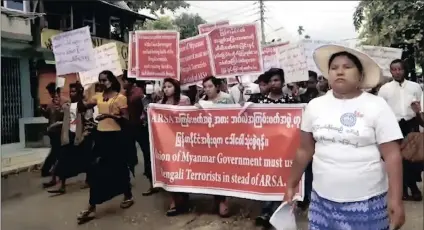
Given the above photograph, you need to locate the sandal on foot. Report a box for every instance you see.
[77,210,95,225]
[142,188,159,196]
[166,205,189,217]
[255,214,271,228]
[120,198,134,209]
[47,188,66,194]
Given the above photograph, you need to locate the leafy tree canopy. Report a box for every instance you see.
[173,13,207,39]
[125,0,189,14]
[141,13,207,40]
[353,1,424,68]
[142,16,176,30]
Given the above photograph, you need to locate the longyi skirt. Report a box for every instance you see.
[88,131,131,205]
[309,190,389,230]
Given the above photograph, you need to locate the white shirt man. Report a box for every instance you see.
[378,79,423,121]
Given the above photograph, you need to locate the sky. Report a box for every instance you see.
[141,1,360,42]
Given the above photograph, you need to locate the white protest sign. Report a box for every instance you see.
[302,39,348,75]
[55,76,66,88]
[358,45,403,77]
[79,43,123,87]
[262,42,289,71]
[278,43,308,83]
[51,26,95,75]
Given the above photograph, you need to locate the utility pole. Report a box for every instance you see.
[259,0,266,44]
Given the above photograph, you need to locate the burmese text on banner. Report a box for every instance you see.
[262,41,289,71]
[198,20,230,35]
[147,104,305,201]
[135,31,180,81]
[51,26,96,75]
[179,35,214,86]
[207,23,263,78]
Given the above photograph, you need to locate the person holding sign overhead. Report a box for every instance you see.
[77,70,134,224]
[47,83,93,195]
[286,45,405,230]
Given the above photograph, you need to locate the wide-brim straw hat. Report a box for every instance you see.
[313,44,382,89]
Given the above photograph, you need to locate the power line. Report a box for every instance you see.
[202,6,258,24]
[190,3,255,21]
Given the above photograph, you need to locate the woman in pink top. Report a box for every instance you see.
[160,78,191,105]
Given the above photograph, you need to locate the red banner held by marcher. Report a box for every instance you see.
[135,31,180,81]
[179,35,214,86]
[208,23,263,78]
[127,31,137,78]
[148,104,305,201]
[198,20,230,35]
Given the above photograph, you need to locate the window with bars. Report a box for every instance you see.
[1,57,23,144]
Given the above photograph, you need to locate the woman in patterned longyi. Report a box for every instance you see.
[286,45,405,230]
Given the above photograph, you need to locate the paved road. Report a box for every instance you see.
[2,155,423,230]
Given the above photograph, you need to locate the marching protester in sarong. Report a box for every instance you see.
[48,83,93,194]
[378,59,423,201]
[40,83,67,188]
[77,70,134,224]
[286,45,405,230]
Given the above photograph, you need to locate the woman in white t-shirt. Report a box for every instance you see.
[286,45,405,230]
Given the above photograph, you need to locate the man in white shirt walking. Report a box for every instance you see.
[378,59,423,201]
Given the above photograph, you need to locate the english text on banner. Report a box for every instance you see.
[147,104,305,201]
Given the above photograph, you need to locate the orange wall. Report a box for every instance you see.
[38,71,78,105]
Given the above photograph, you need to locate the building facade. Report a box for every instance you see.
[1,0,152,172]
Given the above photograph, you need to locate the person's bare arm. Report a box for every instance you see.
[379,141,403,202]
[287,131,315,188]
[84,98,97,110]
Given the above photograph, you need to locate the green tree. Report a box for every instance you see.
[173,13,206,39]
[125,0,189,15]
[353,1,424,69]
[142,16,176,30]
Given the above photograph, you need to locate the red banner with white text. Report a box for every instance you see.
[148,104,305,201]
[207,23,263,78]
[179,35,214,86]
[198,20,230,35]
[135,31,180,81]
